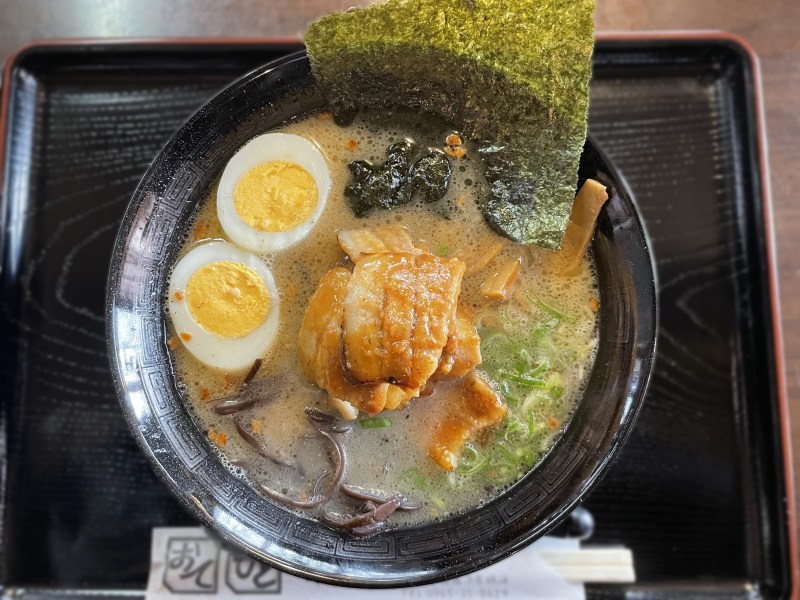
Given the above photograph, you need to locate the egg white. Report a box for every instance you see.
[217,132,331,253]
[168,241,280,371]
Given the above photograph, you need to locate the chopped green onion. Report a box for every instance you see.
[530,295,574,322]
[457,443,488,476]
[471,295,584,488]
[527,410,537,440]
[437,245,450,256]
[484,461,518,483]
[518,347,534,365]
[518,447,538,465]
[477,328,506,350]
[532,326,551,340]
[502,417,528,443]
[502,372,546,388]
[360,417,392,429]
[461,443,480,464]
[527,362,548,379]
[499,381,520,405]
[543,373,565,401]
[459,457,488,476]
[402,468,431,490]
[512,358,529,374]
[496,442,519,466]
[431,496,446,509]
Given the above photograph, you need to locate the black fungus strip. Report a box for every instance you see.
[351,521,387,538]
[256,413,347,510]
[329,423,353,434]
[243,358,263,385]
[305,407,353,433]
[341,483,419,511]
[313,469,331,496]
[319,496,404,538]
[257,484,329,511]
[320,510,376,529]
[372,496,403,521]
[305,408,337,424]
[210,358,263,414]
[234,420,294,468]
[213,396,259,416]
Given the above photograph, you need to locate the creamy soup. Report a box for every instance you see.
[167,109,599,529]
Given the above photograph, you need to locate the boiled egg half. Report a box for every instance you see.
[217,133,331,253]
[168,241,279,371]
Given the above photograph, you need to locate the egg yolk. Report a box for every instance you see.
[233,161,318,232]
[185,261,270,338]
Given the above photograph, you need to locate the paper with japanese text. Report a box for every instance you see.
[146,527,584,600]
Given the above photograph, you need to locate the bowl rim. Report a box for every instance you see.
[106,49,657,588]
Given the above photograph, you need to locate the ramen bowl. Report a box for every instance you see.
[106,51,656,587]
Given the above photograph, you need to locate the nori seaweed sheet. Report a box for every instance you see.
[346,141,452,216]
[305,0,594,249]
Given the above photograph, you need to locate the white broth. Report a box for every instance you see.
[167,109,599,527]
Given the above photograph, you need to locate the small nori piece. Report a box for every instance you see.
[345,140,452,216]
[345,140,417,215]
[305,0,595,249]
[409,149,451,202]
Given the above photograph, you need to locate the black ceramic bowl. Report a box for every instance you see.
[106,51,656,587]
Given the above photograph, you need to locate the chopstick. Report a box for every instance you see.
[537,547,636,583]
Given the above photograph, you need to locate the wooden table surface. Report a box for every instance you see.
[2,0,798,553]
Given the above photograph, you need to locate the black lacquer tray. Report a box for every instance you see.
[0,37,795,599]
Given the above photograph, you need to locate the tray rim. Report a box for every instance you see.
[0,32,795,598]
[598,30,799,599]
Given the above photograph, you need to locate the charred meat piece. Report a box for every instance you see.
[297,267,418,417]
[343,252,465,389]
[428,371,508,471]
[434,310,482,380]
[298,227,498,455]
[337,225,417,260]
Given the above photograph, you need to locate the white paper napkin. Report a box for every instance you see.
[145,527,596,600]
